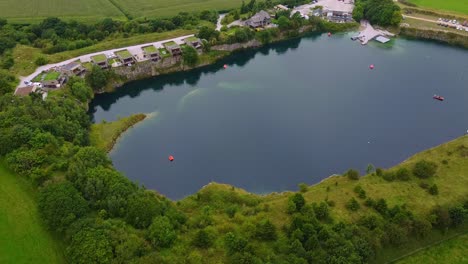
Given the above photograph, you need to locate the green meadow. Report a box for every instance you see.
[0,163,64,264]
[408,0,468,15]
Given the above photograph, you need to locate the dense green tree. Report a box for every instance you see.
[254,219,277,241]
[196,26,219,41]
[147,216,176,248]
[224,232,248,255]
[86,65,108,91]
[182,45,199,67]
[67,226,113,264]
[192,228,214,248]
[289,193,306,212]
[70,80,93,102]
[449,206,466,227]
[38,181,88,232]
[126,192,164,229]
[277,16,291,31]
[346,169,360,180]
[314,201,330,220]
[67,146,111,181]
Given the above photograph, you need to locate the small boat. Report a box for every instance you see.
[433,95,444,101]
[168,155,174,162]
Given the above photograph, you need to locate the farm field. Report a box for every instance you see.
[0,0,125,23]
[99,0,243,19]
[0,163,64,264]
[408,0,468,15]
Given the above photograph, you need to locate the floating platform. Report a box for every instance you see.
[375,36,390,43]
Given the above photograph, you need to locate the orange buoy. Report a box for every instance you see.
[327,32,331,37]
[168,155,174,162]
[369,64,375,70]
[223,64,228,69]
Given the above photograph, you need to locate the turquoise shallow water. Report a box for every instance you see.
[90,33,468,199]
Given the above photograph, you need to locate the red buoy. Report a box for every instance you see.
[168,155,174,162]
[369,64,375,70]
[223,64,228,69]
[327,32,331,37]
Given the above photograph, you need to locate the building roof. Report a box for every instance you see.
[15,85,36,96]
[163,41,180,50]
[142,45,159,54]
[248,10,271,23]
[61,61,81,71]
[91,54,108,63]
[185,36,200,42]
[115,50,133,60]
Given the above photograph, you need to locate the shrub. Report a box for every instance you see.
[382,171,396,182]
[192,229,214,248]
[346,197,361,211]
[254,219,277,241]
[364,198,375,207]
[419,182,430,189]
[428,184,439,195]
[375,168,383,176]
[289,193,306,212]
[412,218,432,238]
[396,168,411,181]
[374,198,388,215]
[225,205,238,218]
[326,200,336,207]
[148,216,177,248]
[449,206,466,227]
[314,202,330,220]
[298,183,308,193]
[353,186,366,199]
[413,160,437,179]
[345,169,360,180]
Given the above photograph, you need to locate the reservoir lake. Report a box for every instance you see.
[90,33,468,199]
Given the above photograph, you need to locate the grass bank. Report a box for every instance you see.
[395,232,468,263]
[90,113,148,152]
[177,135,468,262]
[0,162,64,264]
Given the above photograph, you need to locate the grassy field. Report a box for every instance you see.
[408,0,468,15]
[396,232,468,264]
[0,163,64,264]
[90,113,148,152]
[0,0,240,23]
[0,0,126,24]
[111,0,242,19]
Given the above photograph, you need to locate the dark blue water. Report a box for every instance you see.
[90,33,468,200]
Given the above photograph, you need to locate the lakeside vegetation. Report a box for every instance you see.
[0,163,64,264]
[90,113,148,152]
[0,0,467,263]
